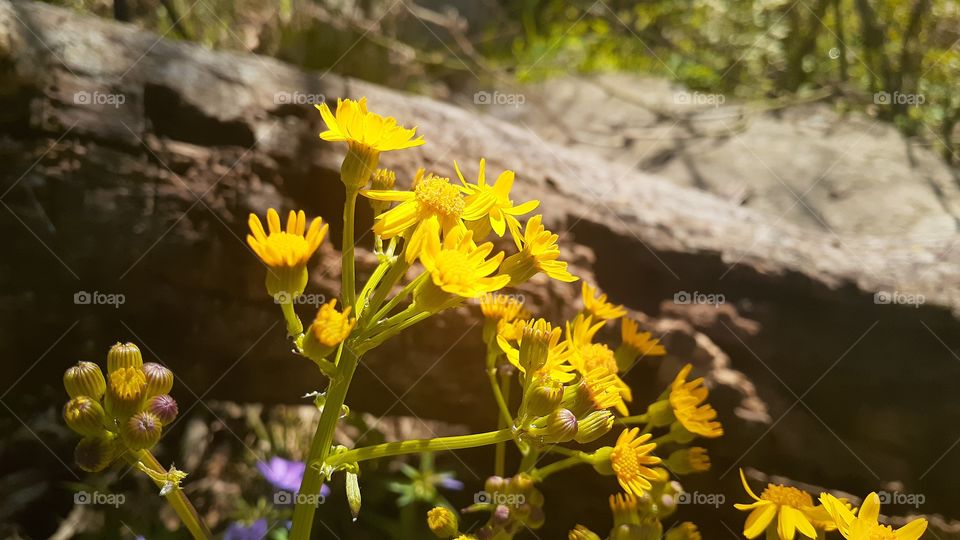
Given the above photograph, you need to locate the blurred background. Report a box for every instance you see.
[1,0,959,538]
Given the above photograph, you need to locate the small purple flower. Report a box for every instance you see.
[436,475,464,491]
[223,519,268,540]
[257,457,306,493]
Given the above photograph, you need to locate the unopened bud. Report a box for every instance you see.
[665,447,710,475]
[523,376,563,417]
[346,471,362,519]
[120,411,163,450]
[369,168,397,216]
[75,433,118,472]
[573,410,614,444]
[64,396,107,436]
[142,363,173,398]
[107,342,143,373]
[146,394,179,424]
[665,522,701,540]
[527,408,578,444]
[63,361,106,399]
[427,506,458,538]
[518,319,555,373]
[105,367,146,419]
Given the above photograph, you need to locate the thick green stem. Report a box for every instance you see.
[137,450,212,540]
[531,455,587,481]
[290,346,361,540]
[326,428,514,468]
[341,189,359,311]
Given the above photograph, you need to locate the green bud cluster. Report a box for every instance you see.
[62,342,179,472]
[468,473,546,537]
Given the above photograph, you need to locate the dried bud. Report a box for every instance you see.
[141,363,174,398]
[426,506,458,538]
[107,342,143,373]
[146,394,179,424]
[523,376,563,417]
[573,410,614,444]
[120,411,163,450]
[75,434,118,472]
[63,396,107,436]
[64,361,106,399]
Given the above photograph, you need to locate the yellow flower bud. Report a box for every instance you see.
[107,342,143,373]
[569,525,602,540]
[665,447,710,475]
[142,362,174,398]
[63,396,107,437]
[63,361,106,399]
[346,471,362,519]
[75,433,118,472]
[302,300,356,362]
[573,410,614,444]
[120,411,163,451]
[526,408,578,444]
[427,506,459,538]
[518,319,556,373]
[523,376,563,417]
[665,522,701,540]
[105,367,146,419]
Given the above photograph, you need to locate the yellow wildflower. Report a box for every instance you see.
[735,469,818,539]
[109,367,146,401]
[665,522,702,540]
[669,364,723,438]
[302,300,357,360]
[500,215,577,284]
[247,209,328,297]
[820,492,927,540]
[609,428,661,497]
[479,293,526,322]
[582,282,627,320]
[579,368,629,414]
[565,313,605,348]
[497,319,574,382]
[364,172,470,263]
[455,159,539,240]
[621,318,666,357]
[316,97,425,188]
[665,447,711,474]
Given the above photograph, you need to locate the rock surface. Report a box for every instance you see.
[2,1,960,536]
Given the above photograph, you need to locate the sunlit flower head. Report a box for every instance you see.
[497,319,573,382]
[480,293,527,322]
[609,428,661,497]
[455,159,539,240]
[565,313,605,348]
[497,318,527,343]
[302,300,357,361]
[582,282,627,320]
[820,492,927,540]
[735,469,818,540]
[669,364,723,438]
[317,97,424,152]
[247,209,328,270]
[581,367,630,415]
[500,215,577,284]
[415,222,509,311]
[364,171,469,263]
[621,318,666,357]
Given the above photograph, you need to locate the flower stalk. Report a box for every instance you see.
[135,450,212,540]
[325,428,514,469]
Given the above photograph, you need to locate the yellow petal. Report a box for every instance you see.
[744,503,777,538]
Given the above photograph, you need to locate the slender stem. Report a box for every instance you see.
[280,301,303,338]
[136,450,212,540]
[518,448,540,472]
[493,369,511,477]
[290,346,361,540]
[326,428,514,468]
[364,271,423,329]
[531,456,587,481]
[341,189,359,311]
[357,308,432,353]
[356,258,391,318]
[617,414,649,426]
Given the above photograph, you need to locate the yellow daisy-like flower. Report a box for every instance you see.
[565,313,605,348]
[500,215,578,284]
[302,300,357,361]
[316,97,425,187]
[415,222,510,311]
[364,172,470,263]
[609,428,661,496]
[621,318,666,357]
[479,293,526,322]
[455,159,539,240]
[820,492,927,540]
[735,469,818,540]
[669,364,724,438]
[247,209,329,296]
[109,367,146,400]
[582,282,627,320]
[581,367,630,415]
[497,319,574,382]
[497,318,527,343]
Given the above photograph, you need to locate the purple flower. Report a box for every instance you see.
[223,519,268,540]
[257,457,306,493]
[437,475,464,491]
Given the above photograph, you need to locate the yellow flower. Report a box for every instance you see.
[582,282,627,320]
[316,97,425,187]
[568,524,601,540]
[497,319,574,382]
[109,367,146,401]
[247,209,328,296]
[820,492,927,540]
[302,300,357,360]
[565,313,605,348]
[415,221,509,311]
[665,447,711,474]
[621,318,666,357]
[500,215,577,284]
[609,428,661,496]
[665,522,702,540]
[364,172,468,263]
[580,367,630,415]
[669,364,723,438]
[479,293,526,322]
[735,469,818,540]
[497,318,527,342]
[455,159,539,240]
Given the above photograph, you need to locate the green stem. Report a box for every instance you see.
[531,456,587,481]
[617,414,649,426]
[487,368,515,429]
[136,450,212,540]
[325,428,514,468]
[518,448,540,472]
[493,369,512,477]
[280,301,303,338]
[364,272,424,329]
[356,258,391,318]
[290,345,361,540]
[342,189,359,311]
[357,308,432,353]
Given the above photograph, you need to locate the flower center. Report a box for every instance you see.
[415,177,464,219]
[761,484,813,508]
[110,367,146,400]
[266,232,309,258]
[611,446,643,480]
[863,523,897,540]
[433,249,473,285]
[581,344,618,373]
